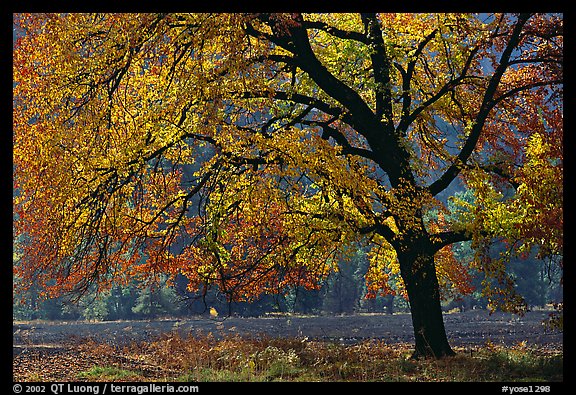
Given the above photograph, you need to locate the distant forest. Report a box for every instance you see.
[14,240,562,321]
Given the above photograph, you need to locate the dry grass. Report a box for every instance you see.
[13,333,563,382]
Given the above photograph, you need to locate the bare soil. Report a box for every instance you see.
[13,309,562,354]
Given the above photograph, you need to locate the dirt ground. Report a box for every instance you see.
[13,309,562,353]
[12,310,563,381]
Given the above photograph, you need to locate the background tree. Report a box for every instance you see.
[13,13,562,358]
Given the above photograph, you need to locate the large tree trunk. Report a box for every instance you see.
[398,235,455,358]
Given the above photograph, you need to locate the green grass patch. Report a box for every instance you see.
[77,366,142,381]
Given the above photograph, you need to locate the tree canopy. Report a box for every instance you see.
[13,13,562,357]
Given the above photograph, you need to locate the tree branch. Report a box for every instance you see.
[361,13,394,125]
[270,14,384,141]
[427,13,533,197]
[475,162,520,189]
[238,90,349,124]
[396,28,438,134]
[487,79,563,111]
[301,20,368,43]
[300,119,379,163]
[401,46,480,133]
[430,229,472,253]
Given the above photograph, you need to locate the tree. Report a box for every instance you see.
[321,248,364,314]
[13,13,562,358]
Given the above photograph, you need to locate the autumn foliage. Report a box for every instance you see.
[13,13,562,357]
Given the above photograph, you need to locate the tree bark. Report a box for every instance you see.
[398,234,455,358]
